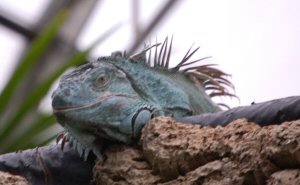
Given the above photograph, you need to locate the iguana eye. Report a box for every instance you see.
[94,74,108,87]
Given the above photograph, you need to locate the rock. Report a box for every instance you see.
[0,171,29,185]
[93,117,300,184]
[93,145,160,185]
[267,169,300,185]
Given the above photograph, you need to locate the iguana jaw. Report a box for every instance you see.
[52,93,139,113]
[52,89,154,144]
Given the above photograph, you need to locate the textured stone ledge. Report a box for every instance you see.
[0,171,29,185]
[93,117,300,185]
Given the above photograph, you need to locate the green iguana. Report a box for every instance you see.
[1,38,299,185]
[52,38,234,160]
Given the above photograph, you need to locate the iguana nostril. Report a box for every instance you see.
[52,95,66,109]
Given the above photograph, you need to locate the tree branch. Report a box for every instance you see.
[177,96,300,126]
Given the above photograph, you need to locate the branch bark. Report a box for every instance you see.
[177,96,300,127]
[0,144,95,185]
[93,117,300,184]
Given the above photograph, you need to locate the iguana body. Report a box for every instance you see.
[52,38,233,160]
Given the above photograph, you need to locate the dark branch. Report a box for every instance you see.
[0,144,96,185]
[177,96,300,127]
[0,13,35,40]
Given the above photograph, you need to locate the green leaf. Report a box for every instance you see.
[23,131,58,150]
[0,51,87,148]
[0,10,68,116]
[4,114,56,152]
[35,134,57,148]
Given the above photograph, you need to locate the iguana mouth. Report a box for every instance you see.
[52,93,139,113]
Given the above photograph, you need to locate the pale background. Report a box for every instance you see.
[0,0,299,109]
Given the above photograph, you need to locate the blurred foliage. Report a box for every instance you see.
[0,9,118,153]
[0,10,83,153]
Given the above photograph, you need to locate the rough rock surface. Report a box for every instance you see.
[0,171,30,185]
[93,117,300,185]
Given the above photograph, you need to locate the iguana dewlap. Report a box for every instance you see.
[52,38,234,160]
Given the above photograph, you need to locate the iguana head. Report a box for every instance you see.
[52,38,235,160]
[52,60,152,143]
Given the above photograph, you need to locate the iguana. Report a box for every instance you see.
[52,38,234,160]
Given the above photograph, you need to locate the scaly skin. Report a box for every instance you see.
[52,38,234,160]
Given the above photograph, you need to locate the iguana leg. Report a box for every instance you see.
[131,107,181,139]
[131,108,152,138]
